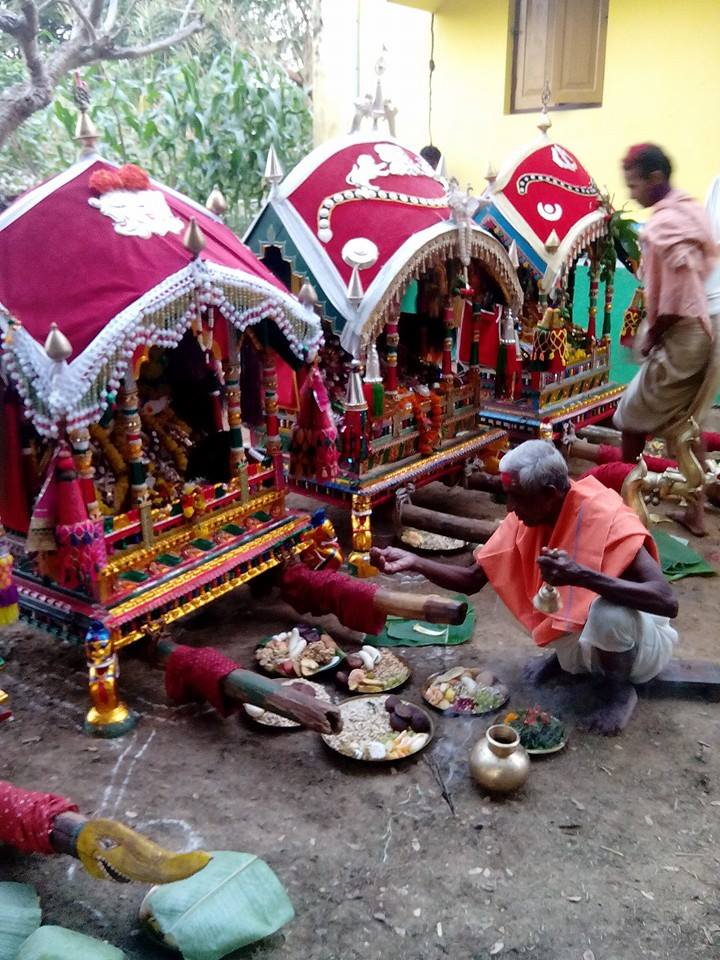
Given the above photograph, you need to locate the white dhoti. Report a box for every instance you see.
[550,597,677,684]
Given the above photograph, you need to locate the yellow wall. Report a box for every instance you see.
[320,0,720,215]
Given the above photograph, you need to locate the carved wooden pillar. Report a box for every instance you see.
[384,317,399,399]
[68,425,101,521]
[587,258,600,342]
[121,370,153,546]
[226,329,249,503]
[602,271,614,340]
[262,350,285,493]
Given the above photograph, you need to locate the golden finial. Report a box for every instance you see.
[205,185,228,217]
[537,80,553,137]
[72,72,99,155]
[183,217,206,257]
[44,323,73,362]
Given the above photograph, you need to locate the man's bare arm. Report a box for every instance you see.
[537,545,678,618]
[370,547,488,596]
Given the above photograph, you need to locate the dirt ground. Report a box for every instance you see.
[1,478,720,960]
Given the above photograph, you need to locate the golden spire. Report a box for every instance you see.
[44,323,73,361]
[183,217,206,257]
[205,185,228,217]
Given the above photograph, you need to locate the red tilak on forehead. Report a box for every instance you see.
[500,471,518,491]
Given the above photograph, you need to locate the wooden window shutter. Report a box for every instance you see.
[512,0,553,112]
[550,0,608,105]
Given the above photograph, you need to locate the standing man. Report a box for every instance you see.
[614,144,719,535]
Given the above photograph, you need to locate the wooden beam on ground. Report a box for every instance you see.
[397,501,499,545]
[639,659,720,701]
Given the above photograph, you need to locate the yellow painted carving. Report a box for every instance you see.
[77,818,211,884]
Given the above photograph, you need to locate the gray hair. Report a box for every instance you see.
[499,440,570,492]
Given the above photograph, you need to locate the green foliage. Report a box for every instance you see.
[1,47,311,230]
[599,202,641,285]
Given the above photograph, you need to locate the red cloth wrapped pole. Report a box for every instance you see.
[165,646,239,718]
[280,564,385,635]
[0,781,78,854]
[593,444,676,473]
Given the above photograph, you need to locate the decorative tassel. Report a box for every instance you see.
[362,381,385,418]
[290,367,339,482]
[54,447,107,593]
[26,448,60,552]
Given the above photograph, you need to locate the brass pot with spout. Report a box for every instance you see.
[469,723,530,794]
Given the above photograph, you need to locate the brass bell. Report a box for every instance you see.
[533,582,562,614]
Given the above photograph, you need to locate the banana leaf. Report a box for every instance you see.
[370,594,475,647]
[140,850,294,960]
[0,883,41,960]
[16,926,125,960]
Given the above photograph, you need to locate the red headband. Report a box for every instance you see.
[622,143,654,170]
[500,471,518,491]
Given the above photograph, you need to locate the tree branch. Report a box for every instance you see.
[0,2,205,149]
[0,7,24,35]
[18,0,48,89]
[178,0,196,30]
[107,0,139,37]
[100,17,203,60]
[101,0,119,32]
[59,0,97,39]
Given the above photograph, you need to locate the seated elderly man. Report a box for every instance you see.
[371,440,679,735]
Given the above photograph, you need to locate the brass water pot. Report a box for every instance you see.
[469,723,530,794]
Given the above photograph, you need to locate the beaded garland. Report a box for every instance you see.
[0,258,323,439]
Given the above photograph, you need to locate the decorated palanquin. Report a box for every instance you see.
[245,134,522,572]
[0,150,323,723]
[476,114,625,441]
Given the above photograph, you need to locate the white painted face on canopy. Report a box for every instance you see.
[89,189,184,240]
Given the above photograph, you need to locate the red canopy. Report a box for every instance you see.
[0,156,321,435]
[246,135,522,356]
[481,139,608,292]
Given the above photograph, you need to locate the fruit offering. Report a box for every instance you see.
[336,646,410,693]
[321,695,433,761]
[255,625,340,677]
[422,666,509,715]
[243,679,333,728]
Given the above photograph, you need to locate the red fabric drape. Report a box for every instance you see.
[165,645,239,717]
[0,389,30,533]
[280,564,385,635]
[0,781,78,854]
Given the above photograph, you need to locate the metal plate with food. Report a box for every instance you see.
[422,666,509,716]
[503,707,567,755]
[321,694,434,762]
[400,527,467,552]
[243,679,334,729]
[255,624,343,677]
[336,646,411,694]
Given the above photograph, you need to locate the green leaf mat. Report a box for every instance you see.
[653,529,717,582]
[369,594,475,647]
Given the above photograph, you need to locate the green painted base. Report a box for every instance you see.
[83,711,138,739]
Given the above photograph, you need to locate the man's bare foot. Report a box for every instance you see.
[669,508,707,538]
[582,684,638,736]
[523,653,563,685]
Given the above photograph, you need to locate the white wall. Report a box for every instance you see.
[314,0,432,152]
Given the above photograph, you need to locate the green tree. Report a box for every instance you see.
[0,1,316,227]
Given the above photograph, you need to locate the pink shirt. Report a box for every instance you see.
[640,189,717,337]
